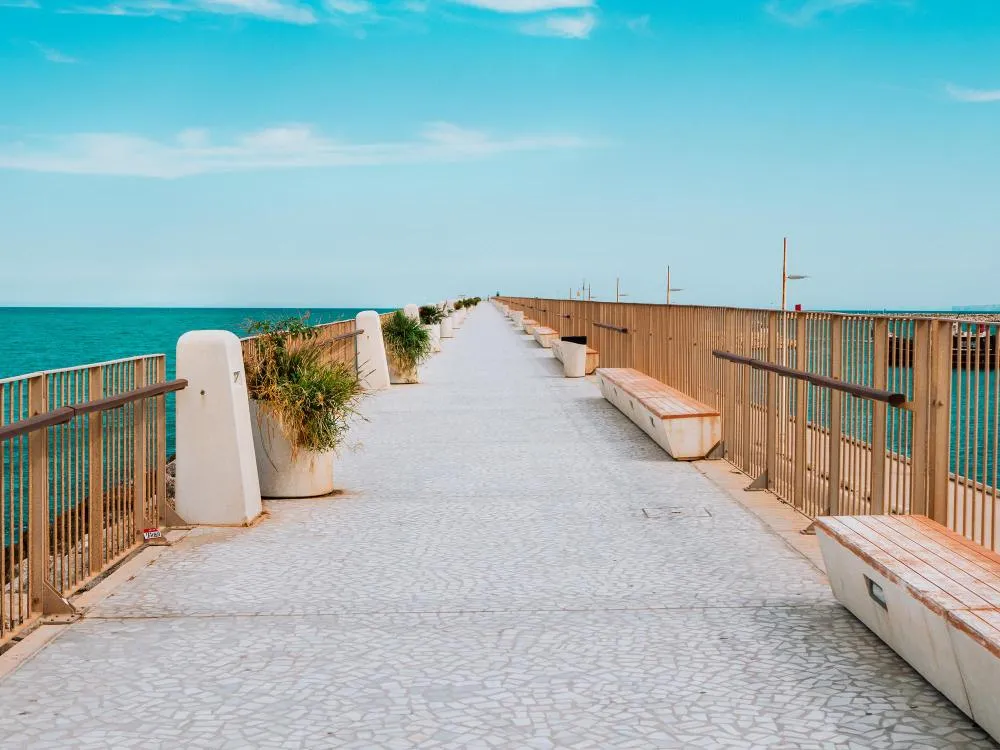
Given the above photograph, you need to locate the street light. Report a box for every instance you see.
[615,277,629,303]
[666,265,685,306]
[781,237,809,313]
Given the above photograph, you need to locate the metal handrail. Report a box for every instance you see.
[0,379,188,442]
[594,322,629,334]
[332,330,364,342]
[712,350,905,407]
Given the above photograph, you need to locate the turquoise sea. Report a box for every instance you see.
[0,307,387,382]
[0,307,389,457]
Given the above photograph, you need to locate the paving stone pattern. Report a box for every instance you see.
[0,306,994,749]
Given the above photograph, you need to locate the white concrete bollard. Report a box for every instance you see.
[356,310,391,391]
[403,304,420,321]
[425,323,442,352]
[440,316,455,339]
[562,341,588,378]
[176,331,262,526]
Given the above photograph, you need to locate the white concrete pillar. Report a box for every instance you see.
[425,323,442,352]
[562,341,588,378]
[356,310,390,391]
[175,331,262,526]
[403,304,420,321]
[440,316,454,339]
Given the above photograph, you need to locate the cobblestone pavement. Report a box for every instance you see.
[0,306,994,749]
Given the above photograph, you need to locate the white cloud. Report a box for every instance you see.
[325,0,371,12]
[765,0,871,26]
[60,0,317,22]
[625,13,649,34]
[520,10,594,38]
[0,0,40,7]
[448,0,594,13]
[946,84,1000,104]
[31,42,79,64]
[0,122,591,178]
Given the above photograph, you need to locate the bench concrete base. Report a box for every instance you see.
[816,516,1000,743]
[511,311,524,330]
[551,339,588,377]
[522,319,539,335]
[533,329,558,348]
[817,529,971,714]
[596,370,721,461]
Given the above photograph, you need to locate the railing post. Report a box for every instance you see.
[870,318,889,515]
[27,374,48,615]
[156,357,168,527]
[793,315,808,511]
[909,320,930,516]
[828,316,843,515]
[763,311,778,490]
[928,319,953,525]
[133,359,147,542]
[88,365,104,574]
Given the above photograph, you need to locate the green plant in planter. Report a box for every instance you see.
[244,316,364,454]
[382,310,432,373]
[419,305,445,325]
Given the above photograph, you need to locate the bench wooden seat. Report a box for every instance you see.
[595,368,721,460]
[532,326,558,348]
[817,515,1000,741]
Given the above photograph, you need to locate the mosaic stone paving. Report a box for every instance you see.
[0,305,993,749]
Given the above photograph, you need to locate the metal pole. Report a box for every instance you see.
[667,266,672,306]
[616,278,620,304]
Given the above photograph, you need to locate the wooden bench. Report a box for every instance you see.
[522,319,539,335]
[816,515,1000,742]
[595,368,721,460]
[532,326,559,348]
[551,338,600,378]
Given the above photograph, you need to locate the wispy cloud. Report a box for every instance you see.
[325,0,371,13]
[60,0,317,23]
[625,13,649,34]
[946,84,1000,104]
[0,122,592,178]
[0,0,40,7]
[520,10,594,38]
[31,42,79,63]
[765,0,872,26]
[448,0,594,12]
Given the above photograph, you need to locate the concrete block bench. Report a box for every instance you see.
[596,368,721,460]
[510,311,525,330]
[816,515,1000,743]
[522,319,539,335]
[532,326,559,348]
[551,338,600,378]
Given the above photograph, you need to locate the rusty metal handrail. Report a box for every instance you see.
[332,329,363,342]
[0,379,188,442]
[594,322,629,334]
[712,351,905,407]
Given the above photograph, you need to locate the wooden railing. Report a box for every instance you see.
[497,297,1000,550]
[239,318,361,372]
[1,356,185,646]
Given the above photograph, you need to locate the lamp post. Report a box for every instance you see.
[781,237,809,313]
[615,278,629,304]
[666,266,684,306]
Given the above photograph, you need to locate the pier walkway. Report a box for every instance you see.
[0,305,992,749]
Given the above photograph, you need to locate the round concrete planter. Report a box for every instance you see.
[388,358,420,384]
[424,323,442,353]
[250,402,335,498]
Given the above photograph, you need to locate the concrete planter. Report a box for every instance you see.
[389,357,420,384]
[440,316,455,339]
[424,323,442,353]
[250,402,334,498]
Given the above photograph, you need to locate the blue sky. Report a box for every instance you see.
[0,0,997,309]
